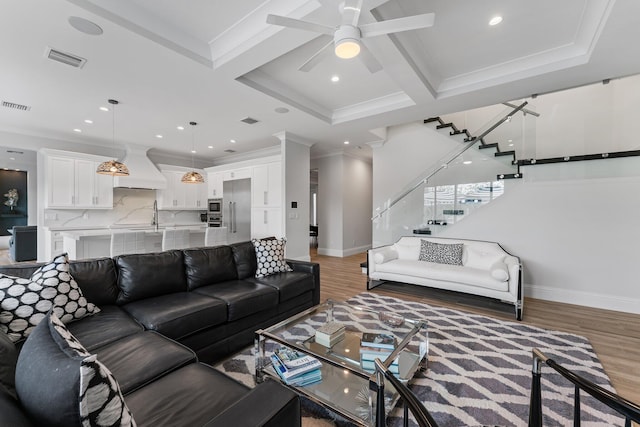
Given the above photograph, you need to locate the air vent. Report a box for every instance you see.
[224,149,236,153]
[1,101,31,111]
[240,117,259,125]
[45,47,86,68]
[6,150,24,154]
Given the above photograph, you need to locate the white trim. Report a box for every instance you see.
[318,244,371,258]
[524,283,640,315]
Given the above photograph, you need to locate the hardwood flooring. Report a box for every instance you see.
[310,248,640,405]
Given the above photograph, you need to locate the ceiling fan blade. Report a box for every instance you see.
[360,13,435,38]
[299,40,334,72]
[266,14,334,35]
[341,0,363,26]
[358,44,383,74]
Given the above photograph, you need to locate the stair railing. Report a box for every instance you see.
[528,348,640,427]
[372,101,527,221]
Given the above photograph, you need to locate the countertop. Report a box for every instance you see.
[45,222,208,232]
[60,224,208,240]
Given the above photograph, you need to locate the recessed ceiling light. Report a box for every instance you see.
[68,16,103,36]
[191,150,196,154]
[73,128,82,133]
[84,119,93,124]
[99,106,109,112]
[208,145,213,149]
[177,126,184,130]
[508,139,513,142]
[331,75,340,83]
[344,140,349,145]
[9,157,15,161]
[463,160,472,165]
[489,16,503,26]
[230,139,236,143]
[155,134,163,139]
[508,143,514,147]
[274,107,289,114]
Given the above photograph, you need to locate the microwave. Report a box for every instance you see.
[208,199,222,213]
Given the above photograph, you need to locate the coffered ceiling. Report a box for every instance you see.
[0,0,639,163]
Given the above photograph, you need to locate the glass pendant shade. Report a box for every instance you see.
[181,170,205,183]
[182,120,204,184]
[97,99,129,176]
[96,160,129,176]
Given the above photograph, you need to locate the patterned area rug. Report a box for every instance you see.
[215,292,623,426]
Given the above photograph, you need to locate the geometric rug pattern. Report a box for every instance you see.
[215,292,624,426]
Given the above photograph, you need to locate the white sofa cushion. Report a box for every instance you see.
[374,247,398,264]
[464,246,505,270]
[393,240,420,260]
[375,259,509,292]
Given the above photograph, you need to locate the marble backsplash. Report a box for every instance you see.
[43,188,205,228]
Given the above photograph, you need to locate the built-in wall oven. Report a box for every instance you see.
[208,198,223,227]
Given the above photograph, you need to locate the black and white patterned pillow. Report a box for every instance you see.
[0,253,100,342]
[16,312,136,427]
[252,238,293,278]
[418,240,464,265]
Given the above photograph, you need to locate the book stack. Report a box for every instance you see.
[270,347,322,386]
[314,321,345,347]
[360,332,399,375]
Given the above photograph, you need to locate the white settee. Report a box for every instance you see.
[367,236,523,320]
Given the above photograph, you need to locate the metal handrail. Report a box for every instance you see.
[371,101,528,220]
[372,358,439,427]
[529,348,640,427]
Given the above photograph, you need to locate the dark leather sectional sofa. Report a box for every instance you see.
[0,241,320,427]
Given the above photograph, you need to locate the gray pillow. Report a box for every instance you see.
[419,240,464,265]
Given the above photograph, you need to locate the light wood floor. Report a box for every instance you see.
[3,249,637,405]
[310,248,640,405]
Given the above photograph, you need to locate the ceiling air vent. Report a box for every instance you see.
[45,47,87,68]
[1,101,31,111]
[240,117,259,125]
[224,149,236,153]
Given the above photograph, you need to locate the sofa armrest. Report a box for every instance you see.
[286,260,320,305]
[203,380,300,427]
[367,245,398,276]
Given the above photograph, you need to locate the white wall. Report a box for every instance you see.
[283,137,311,261]
[315,153,372,257]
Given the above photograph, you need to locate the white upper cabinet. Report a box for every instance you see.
[223,167,251,181]
[252,162,282,208]
[46,154,113,209]
[156,167,207,210]
[208,172,223,198]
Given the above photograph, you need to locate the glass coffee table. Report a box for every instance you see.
[255,299,428,426]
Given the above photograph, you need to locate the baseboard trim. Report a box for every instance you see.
[318,244,371,258]
[524,283,640,315]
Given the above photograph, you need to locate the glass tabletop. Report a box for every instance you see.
[255,299,428,426]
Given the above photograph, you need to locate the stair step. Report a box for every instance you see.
[451,129,470,136]
[497,173,523,180]
[436,123,454,130]
[479,143,499,150]
[495,150,516,157]
[424,117,441,124]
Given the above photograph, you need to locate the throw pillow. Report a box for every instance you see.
[252,237,293,278]
[418,240,464,265]
[15,312,136,427]
[490,260,510,282]
[464,246,505,270]
[0,253,100,343]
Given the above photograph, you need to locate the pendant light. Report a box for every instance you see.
[181,121,204,184]
[96,99,129,176]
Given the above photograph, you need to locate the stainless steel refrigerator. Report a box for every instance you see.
[223,178,251,244]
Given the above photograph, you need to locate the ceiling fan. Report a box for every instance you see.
[266,0,434,73]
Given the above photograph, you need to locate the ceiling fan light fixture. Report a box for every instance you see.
[334,26,361,59]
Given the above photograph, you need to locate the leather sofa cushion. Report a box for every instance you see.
[124,363,249,427]
[230,241,257,279]
[69,257,119,306]
[116,251,187,304]
[0,330,17,397]
[251,271,314,302]
[94,331,196,395]
[183,246,238,290]
[66,305,143,351]
[194,281,278,321]
[122,293,227,340]
[0,386,34,427]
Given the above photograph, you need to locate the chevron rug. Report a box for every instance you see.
[215,292,623,426]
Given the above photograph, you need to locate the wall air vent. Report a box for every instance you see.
[6,150,24,155]
[45,47,86,68]
[1,101,31,111]
[224,149,236,153]
[240,117,259,125]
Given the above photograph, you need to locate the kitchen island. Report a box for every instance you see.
[59,224,208,260]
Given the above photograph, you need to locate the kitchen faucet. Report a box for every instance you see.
[152,199,159,231]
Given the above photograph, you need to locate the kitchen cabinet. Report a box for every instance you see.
[208,172,223,198]
[46,155,113,209]
[252,162,281,208]
[223,167,251,181]
[251,208,282,239]
[157,168,207,210]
